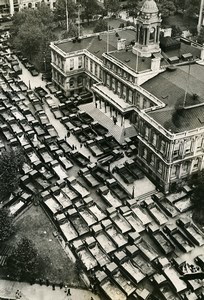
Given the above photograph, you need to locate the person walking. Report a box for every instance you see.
[67,288,71,295]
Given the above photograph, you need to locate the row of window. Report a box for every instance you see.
[171,158,200,178]
[22,1,56,9]
[142,148,164,175]
[53,70,64,86]
[52,54,83,72]
[85,57,102,80]
[105,73,134,103]
[173,137,204,159]
[142,124,167,155]
[69,56,83,71]
[104,58,134,84]
[69,76,83,88]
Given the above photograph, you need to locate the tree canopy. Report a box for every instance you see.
[93,19,108,33]
[78,0,102,23]
[0,148,25,201]
[104,0,120,15]
[197,27,204,45]
[54,0,77,21]
[10,4,56,70]
[0,208,14,242]
[184,0,200,18]
[190,170,204,225]
[126,0,142,17]
[158,0,176,18]
[7,238,40,281]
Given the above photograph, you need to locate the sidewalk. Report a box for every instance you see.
[0,279,100,300]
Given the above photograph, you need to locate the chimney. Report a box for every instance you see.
[151,57,161,71]
[117,38,126,51]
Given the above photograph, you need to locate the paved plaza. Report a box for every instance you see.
[0,279,100,300]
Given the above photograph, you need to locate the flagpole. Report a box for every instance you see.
[107,22,109,53]
[136,50,139,73]
[66,0,69,33]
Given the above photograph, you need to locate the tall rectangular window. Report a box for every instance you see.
[196,137,203,152]
[112,78,115,92]
[152,133,157,146]
[78,56,82,68]
[160,140,166,154]
[90,61,93,73]
[173,142,180,158]
[85,57,88,69]
[184,140,191,155]
[145,126,149,139]
[106,74,110,87]
[128,90,133,103]
[158,161,162,174]
[70,58,74,71]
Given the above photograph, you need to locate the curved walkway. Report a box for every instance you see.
[0,279,101,300]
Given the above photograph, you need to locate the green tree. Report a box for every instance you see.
[158,0,176,18]
[61,22,81,38]
[104,0,120,15]
[54,0,77,21]
[0,148,25,201]
[190,170,204,224]
[7,238,39,281]
[189,25,198,37]
[0,208,14,242]
[171,25,182,37]
[184,0,200,18]
[127,0,141,18]
[10,4,56,71]
[93,19,108,33]
[79,0,102,24]
[174,0,186,11]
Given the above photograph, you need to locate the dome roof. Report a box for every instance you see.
[141,0,159,14]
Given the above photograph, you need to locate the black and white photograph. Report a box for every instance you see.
[0,0,204,299]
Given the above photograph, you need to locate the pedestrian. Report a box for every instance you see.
[67,131,70,138]
[64,285,68,293]
[90,297,94,300]
[72,144,75,150]
[67,288,71,295]
[80,143,82,148]
[52,284,55,290]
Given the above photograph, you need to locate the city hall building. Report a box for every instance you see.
[50,0,204,193]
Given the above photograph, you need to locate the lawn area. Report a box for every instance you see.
[4,205,84,287]
[162,14,197,31]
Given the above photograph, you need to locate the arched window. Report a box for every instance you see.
[77,76,83,86]
[69,78,75,88]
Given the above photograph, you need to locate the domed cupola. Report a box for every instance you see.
[132,0,161,57]
[141,0,159,14]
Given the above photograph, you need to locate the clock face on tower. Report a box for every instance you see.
[150,27,155,33]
